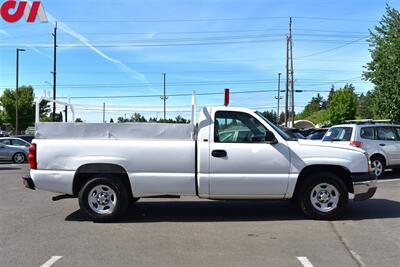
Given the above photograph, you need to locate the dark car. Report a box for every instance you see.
[306,128,329,140]
[283,128,306,139]
[11,135,35,143]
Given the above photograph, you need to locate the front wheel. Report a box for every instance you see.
[78,176,129,222]
[298,172,348,220]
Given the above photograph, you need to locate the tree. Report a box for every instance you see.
[327,85,358,124]
[307,109,330,126]
[363,5,400,121]
[356,92,374,119]
[130,113,147,122]
[109,118,114,123]
[174,115,189,123]
[0,86,49,132]
[75,118,83,122]
[278,112,285,124]
[259,110,278,123]
[297,93,325,119]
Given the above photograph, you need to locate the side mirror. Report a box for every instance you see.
[265,131,278,144]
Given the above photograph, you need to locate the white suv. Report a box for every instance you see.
[322,121,400,177]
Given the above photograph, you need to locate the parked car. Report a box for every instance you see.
[322,121,400,177]
[23,107,376,222]
[0,137,29,163]
[307,128,329,140]
[12,134,35,143]
[283,128,306,139]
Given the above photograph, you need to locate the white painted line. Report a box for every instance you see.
[296,256,314,267]
[40,256,62,267]
[378,179,400,183]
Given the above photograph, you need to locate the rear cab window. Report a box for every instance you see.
[323,127,353,141]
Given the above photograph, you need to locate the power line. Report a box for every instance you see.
[295,36,368,59]
[0,77,366,89]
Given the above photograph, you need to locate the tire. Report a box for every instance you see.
[12,152,26,164]
[298,172,348,220]
[78,176,130,222]
[370,156,385,178]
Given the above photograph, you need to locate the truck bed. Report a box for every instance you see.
[35,122,195,140]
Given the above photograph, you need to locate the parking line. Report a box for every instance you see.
[40,256,62,267]
[378,179,400,183]
[296,256,314,267]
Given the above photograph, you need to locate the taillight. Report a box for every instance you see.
[29,144,37,169]
[350,141,363,148]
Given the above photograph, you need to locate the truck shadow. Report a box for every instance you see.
[65,198,400,223]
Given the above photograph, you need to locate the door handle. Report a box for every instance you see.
[379,143,386,146]
[212,149,227,158]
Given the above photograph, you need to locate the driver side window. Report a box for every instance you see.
[214,111,267,143]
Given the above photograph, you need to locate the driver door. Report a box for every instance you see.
[209,111,290,198]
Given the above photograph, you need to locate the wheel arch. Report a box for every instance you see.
[370,153,387,166]
[72,163,133,197]
[293,165,353,200]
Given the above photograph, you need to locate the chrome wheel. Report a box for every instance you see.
[87,185,117,215]
[310,183,340,213]
[371,159,383,177]
[13,153,25,164]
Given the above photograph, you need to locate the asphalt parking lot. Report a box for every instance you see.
[0,162,399,267]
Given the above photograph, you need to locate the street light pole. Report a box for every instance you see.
[52,22,57,121]
[16,48,26,134]
[160,73,168,120]
[276,72,282,118]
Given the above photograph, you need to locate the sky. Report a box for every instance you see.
[0,0,399,122]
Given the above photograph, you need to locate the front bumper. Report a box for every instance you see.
[351,172,377,201]
[22,175,35,190]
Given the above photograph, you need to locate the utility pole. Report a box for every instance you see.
[275,72,282,120]
[284,36,289,127]
[102,102,106,123]
[161,73,168,120]
[289,17,295,127]
[52,22,57,121]
[15,48,25,134]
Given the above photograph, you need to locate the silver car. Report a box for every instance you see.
[0,137,30,163]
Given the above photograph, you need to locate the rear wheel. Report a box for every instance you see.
[371,156,385,178]
[78,176,129,222]
[298,172,348,220]
[12,152,26,164]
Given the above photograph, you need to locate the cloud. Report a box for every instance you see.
[42,11,157,93]
[0,29,12,37]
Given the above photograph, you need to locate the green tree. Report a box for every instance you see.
[307,109,330,126]
[174,115,189,123]
[327,85,358,124]
[297,93,325,119]
[0,86,49,131]
[363,5,400,121]
[259,110,278,124]
[130,113,147,122]
[356,92,374,119]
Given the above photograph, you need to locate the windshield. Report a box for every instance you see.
[255,112,292,141]
[323,127,353,141]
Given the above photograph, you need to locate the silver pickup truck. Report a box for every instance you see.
[23,106,377,222]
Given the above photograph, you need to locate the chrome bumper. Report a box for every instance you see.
[352,173,377,201]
